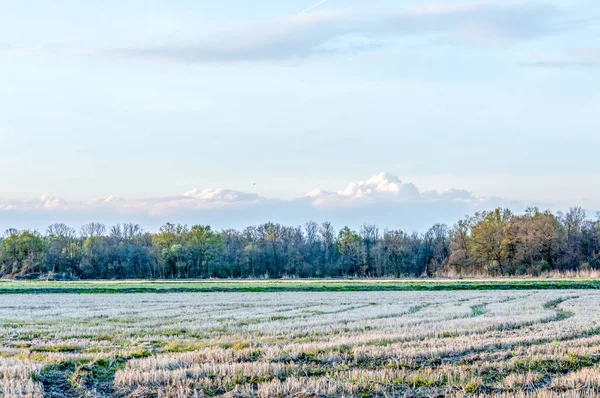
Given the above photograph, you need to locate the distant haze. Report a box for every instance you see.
[0,172,540,232]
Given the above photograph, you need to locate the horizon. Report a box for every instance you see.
[0,196,595,237]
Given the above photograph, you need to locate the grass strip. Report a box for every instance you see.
[1,279,600,294]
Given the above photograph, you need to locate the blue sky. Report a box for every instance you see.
[1,0,599,231]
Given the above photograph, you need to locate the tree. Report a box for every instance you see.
[2,207,600,280]
[448,218,474,275]
[424,224,450,275]
[360,224,379,276]
[1,231,46,276]
[152,223,188,278]
[221,229,249,278]
[509,208,560,273]
[45,223,81,276]
[560,207,587,269]
[186,225,224,278]
[80,223,106,239]
[337,227,365,276]
[376,230,411,277]
[304,221,322,276]
[81,235,108,278]
[469,209,513,275]
[319,222,336,274]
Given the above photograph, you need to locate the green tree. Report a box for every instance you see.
[152,223,188,278]
[1,231,47,276]
[470,208,513,275]
[185,225,224,277]
[337,227,365,276]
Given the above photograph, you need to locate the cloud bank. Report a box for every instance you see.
[0,172,523,232]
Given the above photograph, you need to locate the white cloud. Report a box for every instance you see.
[0,187,267,217]
[182,188,262,203]
[0,195,69,211]
[305,172,479,208]
[0,172,524,232]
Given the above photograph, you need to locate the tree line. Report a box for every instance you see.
[1,207,599,279]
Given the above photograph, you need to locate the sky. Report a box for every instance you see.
[1,0,599,232]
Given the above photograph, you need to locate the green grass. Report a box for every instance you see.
[1,279,600,294]
[471,304,488,317]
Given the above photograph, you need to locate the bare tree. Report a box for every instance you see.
[80,222,106,238]
[46,223,76,239]
[360,224,379,276]
[319,222,336,272]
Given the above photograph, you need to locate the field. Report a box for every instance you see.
[2,289,600,397]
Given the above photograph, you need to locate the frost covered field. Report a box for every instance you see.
[2,291,600,397]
